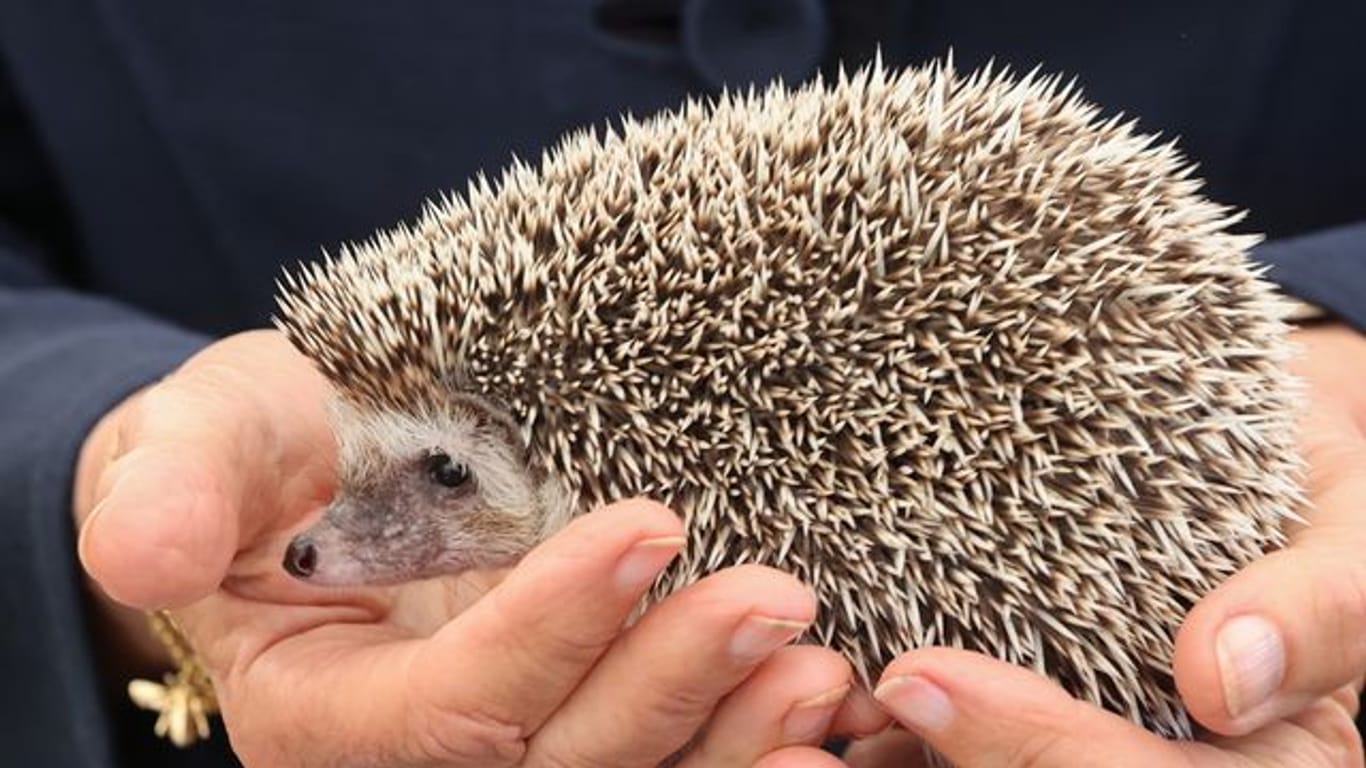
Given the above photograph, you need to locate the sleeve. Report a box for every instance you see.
[0,72,221,766]
[0,237,214,766]
[1253,221,1366,332]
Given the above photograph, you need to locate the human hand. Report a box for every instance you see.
[74,330,863,767]
[835,322,1366,767]
[837,645,1359,767]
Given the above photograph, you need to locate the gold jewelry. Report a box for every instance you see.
[127,610,219,747]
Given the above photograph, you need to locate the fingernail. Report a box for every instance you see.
[81,494,112,536]
[1216,614,1285,719]
[874,675,954,733]
[81,464,132,535]
[782,683,849,742]
[729,615,808,663]
[77,492,120,571]
[614,536,685,593]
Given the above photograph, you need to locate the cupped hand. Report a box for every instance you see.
[839,322,1366,767]
[73,330,857,767]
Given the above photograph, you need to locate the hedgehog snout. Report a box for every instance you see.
[280,503,379,585]
[284,535,318,578]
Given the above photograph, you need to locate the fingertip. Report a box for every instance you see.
[595,497,686,536]
[831,684,892,737]
[76,493,115,576]
[684,645,852,762]
[79,449,237,609]
[553,497,685,553]
[518,497,686,594]
[1173,553,1293,735]
[872,648,1067,731]
[767,644,855,699]
[874,647,959,689]
[721,563,820,624]
[873,673,955,736]
[1172,598,1235,732]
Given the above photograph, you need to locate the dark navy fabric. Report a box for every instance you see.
[1260,222,1366,331]
[0,2,1361,765]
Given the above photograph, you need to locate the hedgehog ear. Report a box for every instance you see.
[447,392,526,452]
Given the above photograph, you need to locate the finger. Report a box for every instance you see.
[409,499,686,749]
[830,685,893,738]
[873,648,1199,768]
[79,337,334,608]
[525,564,817,766]
[79,439,242,608]
[752,746,848,768]
[678,645,852,767]
[1174,441,1366,735]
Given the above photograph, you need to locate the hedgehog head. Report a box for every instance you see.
[280,392,569,584]
[274,242,574,583]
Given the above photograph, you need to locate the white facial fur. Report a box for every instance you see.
[287,396,573,585]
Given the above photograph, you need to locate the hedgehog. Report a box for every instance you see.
[272,58,1304,739]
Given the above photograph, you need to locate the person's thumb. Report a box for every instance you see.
[78,332,334,609]
[1175,412,1366,736]
[80,447,236,609]
[1173,524,1366,735]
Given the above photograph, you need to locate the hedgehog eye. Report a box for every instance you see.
[425,451,471,489]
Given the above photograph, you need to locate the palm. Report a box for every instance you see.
[195,573,509,762]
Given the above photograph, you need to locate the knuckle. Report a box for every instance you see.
[124,379,217,445]
[487,586,618,668]
[414,703,527,767]
[1302,435,1366,500]
[124,367,274,481]
[176,363,265,421]
[119,382,175,441]
[644,680,716,724]
[1000,700,1106,768]
[1335,558,1366,626]
[405,647,528,767]
[1310,553,1366,682]
[1002,728,1071,768]
[1323,730,1366,768]
[527,705,695,768]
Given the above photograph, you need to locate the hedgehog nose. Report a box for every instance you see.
[284,535,318,578]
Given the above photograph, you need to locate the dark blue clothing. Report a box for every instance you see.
[0,2,1361,765]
